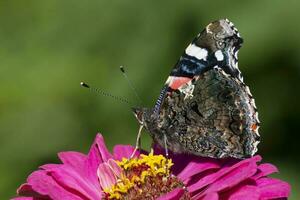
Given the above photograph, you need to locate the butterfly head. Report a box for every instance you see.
[193,19,244,80]
[133,107,159,130]
[132,107,145,125]
[132,107,155,126]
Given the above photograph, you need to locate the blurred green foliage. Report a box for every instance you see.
[0,0,299,199]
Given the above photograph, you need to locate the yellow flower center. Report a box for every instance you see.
[103,151,189,200]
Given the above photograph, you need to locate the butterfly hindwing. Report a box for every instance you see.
[158,67,260,158]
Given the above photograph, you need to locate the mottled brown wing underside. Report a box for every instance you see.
[159,67,260,158]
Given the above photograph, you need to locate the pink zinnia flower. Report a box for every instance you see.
[12,133,290,200]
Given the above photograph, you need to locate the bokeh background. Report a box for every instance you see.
[0,0,299,199]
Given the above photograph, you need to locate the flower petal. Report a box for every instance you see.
[157,188,185,200]
[177,159,220,183]
[107,159,122,178]
[256,177,291,199]
[40,164,61,170]
[86,134,112,165]
[155,147,220,177]
[26,170,83,200]
[97,163,118,190]
[201,192,219,200]
[48,165,103,200]
[17,183,45,198]
[94,133,113,162]
[225,185,260,200]
[40,152,87,176]
[84,134,113,189]
[205,160,257,193]
[113,145,138,160]
[58,151,86,171]
[251,163,278,180]
[188,155,261,193]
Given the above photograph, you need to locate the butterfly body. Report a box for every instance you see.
[133,19,260,159]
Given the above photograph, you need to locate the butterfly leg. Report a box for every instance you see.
[130,125,144,159]
[163,133,169,158]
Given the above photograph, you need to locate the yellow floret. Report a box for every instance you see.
[105,151,173,199]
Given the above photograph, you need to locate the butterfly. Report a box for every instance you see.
[133,19,260,159]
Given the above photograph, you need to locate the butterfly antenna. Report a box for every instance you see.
[80,81,132,106]
[119,66,143,104]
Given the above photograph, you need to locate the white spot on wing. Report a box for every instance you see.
[185,44,208,60]
[214,50,224,61]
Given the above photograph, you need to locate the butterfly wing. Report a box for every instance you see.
[157,67,259,158]
[153,19,244,115]
[148,19,260,158]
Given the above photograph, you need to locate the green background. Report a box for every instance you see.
[0,0,299,199]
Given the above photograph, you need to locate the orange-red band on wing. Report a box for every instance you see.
[167,76,192,90]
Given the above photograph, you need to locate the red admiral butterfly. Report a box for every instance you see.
[133,19,260,159]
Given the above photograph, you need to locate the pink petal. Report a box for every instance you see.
[157,188,185,200]
[93,133,113,162]
[84,134,113,189]
[17,183,35,195]
[188,155,261,193]
[256,177,291,199]
[17,183,46,198]
[201,192,219,200]
[160,149,221,177]
[107,159,122,177]
[226,185,260,200]
[251,163,278,180]
[58,151,86,171]
[113,145,139,160]
[49,165,102,200]
[12,197,49,200]
[206,161,257,193]
[97,163,118,190]
[40,164,61,170]
[177,160,220,183]
[26,170,83,200]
